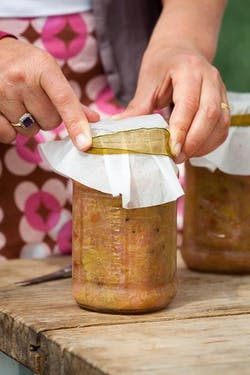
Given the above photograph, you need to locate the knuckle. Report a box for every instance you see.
[36,52,58,77]
[210,66,221,81]
[172,120,188,137]
[203,102,220,121]
[177,123,188,135]
[0,128,15,144]
[184,95,199,112]
[38,50,56,66]
[186,54,203,68]
[55,92,71,107]
[7,66,26,84]
[175,95,199,114]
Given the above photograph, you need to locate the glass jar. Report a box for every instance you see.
[181,161,250,273]
[72,181,177,314]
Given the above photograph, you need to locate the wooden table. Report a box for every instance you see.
[1,254,250,375]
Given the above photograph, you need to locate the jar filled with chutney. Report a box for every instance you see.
[71,115,183,313]
[40,114,183,312]
[181,92,250,273]
[72,182,178,313]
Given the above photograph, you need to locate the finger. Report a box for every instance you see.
[197,83,230,155]
[168,69,201,158]
[40,64,92,151]
[113,65,159,120]
[0,113,16,143]
[0,99,40,138]
[192,111,230,156]
[82,105,100,123]
[220,82,231,129]
[113,90,154,120]
[23,87,61,130]
[24,89,100,131]
[179,72,222,160]
[188,79,230,157]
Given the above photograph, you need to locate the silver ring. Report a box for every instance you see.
[11,113,35,130]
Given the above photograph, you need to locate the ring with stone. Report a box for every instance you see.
[11,113,35,130]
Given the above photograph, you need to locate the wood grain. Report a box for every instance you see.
[0,256,70,288]
[0,256,70,373]
[1,254,250,374]
[40,314,250,375]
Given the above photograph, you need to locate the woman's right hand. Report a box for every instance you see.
[0,37,99,149]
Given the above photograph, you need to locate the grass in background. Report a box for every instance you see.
[214,0,250,92]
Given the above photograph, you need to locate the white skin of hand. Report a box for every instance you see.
[117,45,230,163]
[0,37,100,149]
[117,0,230,163]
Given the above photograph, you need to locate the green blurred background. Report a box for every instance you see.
[214,0,250,92]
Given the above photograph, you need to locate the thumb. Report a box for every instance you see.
[82,105,100,123]
[113,73,156,120]
[113,97,153,120]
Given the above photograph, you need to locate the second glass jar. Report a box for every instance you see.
[181,161,250,273]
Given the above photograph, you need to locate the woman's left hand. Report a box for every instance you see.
[116,44,230,163]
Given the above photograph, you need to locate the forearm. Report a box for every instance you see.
[147,0,227,61]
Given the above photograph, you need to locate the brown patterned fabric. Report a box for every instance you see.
[0,12,123,259]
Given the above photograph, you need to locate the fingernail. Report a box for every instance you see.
[175,152,186,164]
[171,142,182,157]
[75,133,91,150]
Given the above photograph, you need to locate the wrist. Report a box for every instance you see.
[144,38,211,65]
[154,34,217,62]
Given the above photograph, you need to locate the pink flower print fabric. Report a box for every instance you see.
[42,15,88,59]
[0,11,123,260]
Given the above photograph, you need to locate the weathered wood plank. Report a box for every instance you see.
[0,312,40,373]
[1,255,250,333]
[0,256,70,288]
[1,254,250,372]
[0,256,70,372]
[40,314,250,375]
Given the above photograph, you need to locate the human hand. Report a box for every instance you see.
[0,37,99,149]
[116,45,230,163]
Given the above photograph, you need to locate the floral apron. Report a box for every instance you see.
[0,11,123,259]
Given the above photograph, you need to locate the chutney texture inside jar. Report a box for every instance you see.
[72,182,177,314]
[181,161,250,274]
